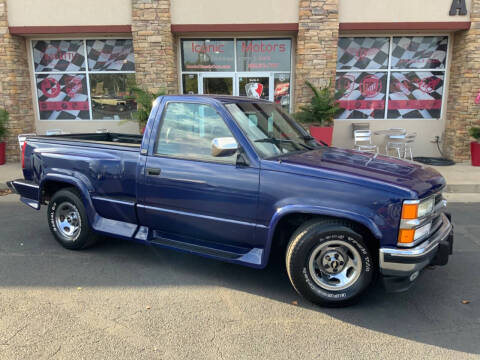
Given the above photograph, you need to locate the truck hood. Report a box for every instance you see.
[274,147,445,198]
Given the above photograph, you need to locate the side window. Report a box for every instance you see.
[155,102,236,163]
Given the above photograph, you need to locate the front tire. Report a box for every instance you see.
[286,219,375,307]
[47,188,98,250]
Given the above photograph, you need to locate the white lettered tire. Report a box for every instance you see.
[47,188,98,250]
[286,219,375,307]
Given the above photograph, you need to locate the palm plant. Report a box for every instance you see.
[469,126,480,142]
[0,108,8,142]
[295,81,341,127]
[129,87,165,128]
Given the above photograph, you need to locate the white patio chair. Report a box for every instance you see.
[403,133,417,160]
[353,130,378,153]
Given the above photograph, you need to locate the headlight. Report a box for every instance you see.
[401,197,434,220]
[418,197,434,218]
[398,196,436,246]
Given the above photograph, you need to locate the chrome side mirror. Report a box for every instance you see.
[211,137,238,157]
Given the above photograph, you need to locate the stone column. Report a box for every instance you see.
[0,0,35,162]
[294,0,339,112]
[131,0,178,95]
[445,1,480,161]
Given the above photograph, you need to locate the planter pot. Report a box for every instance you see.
[309,126,334,146]
[471,141,480,166]
[0,142,5,165]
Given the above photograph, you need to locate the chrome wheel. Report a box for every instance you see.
[308,240,362,291]
[54,202,81,241]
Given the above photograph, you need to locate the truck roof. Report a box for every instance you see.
[158,94,272,104]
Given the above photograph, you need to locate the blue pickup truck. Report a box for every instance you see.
[8,95,453,306]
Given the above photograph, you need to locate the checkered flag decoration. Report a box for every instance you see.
[388,72,444,119]
[87,39,135,71]
[36,74,89,120]
[337,37,390,70]
[391,36,448,69]
[33,40,85,72]
[335,72,387,119]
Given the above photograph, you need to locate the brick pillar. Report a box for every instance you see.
[445,1,480,162]
[131,0,178,95]
[0,0,35,162]
[294,0,339,111]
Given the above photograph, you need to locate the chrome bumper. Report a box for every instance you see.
[379,212,453,277]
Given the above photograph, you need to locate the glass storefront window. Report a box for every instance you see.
[89,74,137,120]
[181,39,235,72]
[335,36,448,120]
[274,73,290,110]
[32,39,136,121]
[238,76,269,100]
[236,39,291,72]
[335,72,387,120]
[33,40,85,72]
[182,74,198,94]
[180,37,293,111]
[36,74,89,120]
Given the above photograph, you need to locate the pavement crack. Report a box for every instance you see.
[0,324,28,346]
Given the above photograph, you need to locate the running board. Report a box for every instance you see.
[151,236,243,260]
[150,235,264,267]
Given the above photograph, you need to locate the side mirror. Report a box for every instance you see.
[211,137,238,157]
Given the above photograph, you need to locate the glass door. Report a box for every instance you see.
[237,73,272,101]
[199,73,235,95]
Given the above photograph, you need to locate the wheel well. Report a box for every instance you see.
[270,213,380,259]
[41,181,76,203]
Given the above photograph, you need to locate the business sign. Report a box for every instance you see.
[449,0,467,15]
[236,39,291,72]
[181,38,292,72]
[181,39,235,71]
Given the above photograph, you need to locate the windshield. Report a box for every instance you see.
[225,102,320,159]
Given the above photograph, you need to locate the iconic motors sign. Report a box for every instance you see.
[181,38,291,72]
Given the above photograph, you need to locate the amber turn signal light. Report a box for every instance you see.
[401,203,418,220]
[398,229,415,244]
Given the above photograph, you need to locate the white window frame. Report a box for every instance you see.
[336,34,451,120]
[30,37,136,121]
[178,36,295,113]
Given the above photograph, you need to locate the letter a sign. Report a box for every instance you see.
[449,0,467,16]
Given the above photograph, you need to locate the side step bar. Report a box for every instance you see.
[151,236,242,260]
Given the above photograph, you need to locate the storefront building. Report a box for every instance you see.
[0,0,477,162]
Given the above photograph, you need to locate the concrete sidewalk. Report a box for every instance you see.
[0,162,22,190]
[1,161,479,200]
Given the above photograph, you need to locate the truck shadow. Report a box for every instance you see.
[1,198,479,354]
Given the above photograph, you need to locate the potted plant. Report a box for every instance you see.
[469,126,480,166]
[130,87,165,134]
[295,81,341,146]
[0,108,8,165]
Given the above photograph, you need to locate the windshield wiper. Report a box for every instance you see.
[302,134,328,147]
[254,137,313,150]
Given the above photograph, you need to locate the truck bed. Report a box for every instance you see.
[29,132,142,148]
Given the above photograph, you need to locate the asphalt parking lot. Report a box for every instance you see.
[0,194,479,359]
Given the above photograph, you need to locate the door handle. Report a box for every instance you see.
[146,168,161,176]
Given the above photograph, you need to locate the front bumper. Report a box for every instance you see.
[379,212,453,292]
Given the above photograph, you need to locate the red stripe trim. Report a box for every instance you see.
[9,25,132,35]
[340,22,471,31]
[171,23,299,33]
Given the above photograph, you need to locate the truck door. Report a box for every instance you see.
[138,101,260,249]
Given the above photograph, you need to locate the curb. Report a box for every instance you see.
[445,184,480,193]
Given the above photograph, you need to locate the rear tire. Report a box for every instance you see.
[47,188,98,250]
[286,219,375,307]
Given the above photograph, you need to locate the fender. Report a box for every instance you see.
[40,173,96,223]
[40,173,139,239]
[262,204,383,266]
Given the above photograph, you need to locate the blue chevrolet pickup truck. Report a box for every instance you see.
[8,95,453,306]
